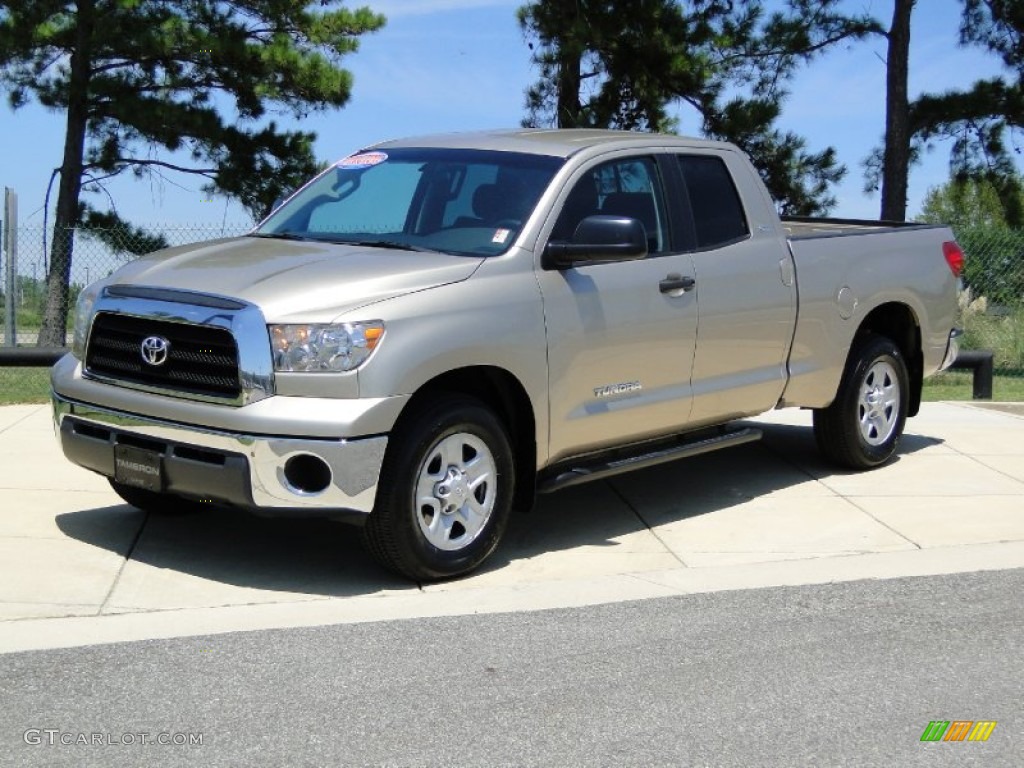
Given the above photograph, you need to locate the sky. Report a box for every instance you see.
[0,0,1014,236]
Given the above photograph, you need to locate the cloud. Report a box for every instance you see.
[369,0,518,18]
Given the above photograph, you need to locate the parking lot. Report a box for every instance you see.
[1,401,1023,654]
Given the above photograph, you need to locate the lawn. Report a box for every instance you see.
[922,370,1024,401]
[0,368,52,405]
[961,306,1024,372]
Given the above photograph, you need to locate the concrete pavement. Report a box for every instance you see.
[1,401,1023,653]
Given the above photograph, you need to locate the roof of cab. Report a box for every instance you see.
[368,129,731,158]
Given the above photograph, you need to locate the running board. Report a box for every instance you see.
[537,427,763,494]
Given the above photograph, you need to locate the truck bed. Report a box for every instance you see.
[782,216,937,239]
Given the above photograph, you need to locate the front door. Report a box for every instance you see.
[537,154,699,463]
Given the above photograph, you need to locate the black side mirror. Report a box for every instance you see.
[543,215,648,269]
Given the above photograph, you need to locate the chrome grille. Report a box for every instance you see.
[85,313,241,399]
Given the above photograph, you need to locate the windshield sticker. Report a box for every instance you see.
[337,151,388,169]
[492,228,511,244]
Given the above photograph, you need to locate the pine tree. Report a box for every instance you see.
[880,0,916,221]
[517,0,878,215]
[894,0,1024,224]
[0,1,385,345]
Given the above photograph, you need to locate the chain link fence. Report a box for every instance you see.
[1,223,251,400]
[1,221,1022,402]
[2,223,252,346]
[952,225,1024,375]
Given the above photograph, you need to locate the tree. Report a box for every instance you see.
[879,0,916,221]
[861,0,935,223]
[914,0,1024,227]
[0,1,385,346]
[919,175,1018,229]
[518,0,879,215]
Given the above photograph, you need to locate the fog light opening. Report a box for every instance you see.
[283,454,332,495]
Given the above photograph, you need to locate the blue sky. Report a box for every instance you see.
[0,0,1012,230]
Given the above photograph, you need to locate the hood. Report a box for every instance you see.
[107,236,484,322]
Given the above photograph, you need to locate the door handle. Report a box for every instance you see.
[659,273,696,294]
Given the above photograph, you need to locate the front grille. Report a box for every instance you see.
[86,313,241,400]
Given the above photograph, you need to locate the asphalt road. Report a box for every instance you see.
[2,568,1021,768]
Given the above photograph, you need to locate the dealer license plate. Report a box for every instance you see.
[113,444,164,492]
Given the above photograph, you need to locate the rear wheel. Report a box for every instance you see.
[813,334,909,469]
[108,480,203,515]
[362,395,514,581]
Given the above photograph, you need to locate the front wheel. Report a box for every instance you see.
[361,396,515,581]
[813,335,909,469]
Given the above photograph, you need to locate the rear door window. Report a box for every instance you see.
[676,155,749,249]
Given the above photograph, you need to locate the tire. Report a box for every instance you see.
[108,480,203,515]
[813,334,909,470]
[362,395,515,581]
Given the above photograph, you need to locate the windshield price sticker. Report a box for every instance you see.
[492,228,511,244]
[337,151,388,169]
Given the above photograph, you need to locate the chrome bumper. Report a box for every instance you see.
[52,394,387,516]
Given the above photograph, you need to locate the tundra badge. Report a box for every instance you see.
[593,381,642,398]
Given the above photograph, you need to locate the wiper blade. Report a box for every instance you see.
[248,231,310,241]
[250,232,436,252]
[343,239,435,253]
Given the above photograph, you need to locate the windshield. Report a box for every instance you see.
[255,148,564,256]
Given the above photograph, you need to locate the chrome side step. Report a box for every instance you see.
[537,426,763,494]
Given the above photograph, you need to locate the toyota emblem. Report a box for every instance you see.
[140,336,171,366]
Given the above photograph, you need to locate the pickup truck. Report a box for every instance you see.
[51,129,963,580]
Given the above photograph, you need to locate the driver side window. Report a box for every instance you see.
[551,156,667,253]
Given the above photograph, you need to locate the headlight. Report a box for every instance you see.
[270,322,384,372]
[71,285,101,359]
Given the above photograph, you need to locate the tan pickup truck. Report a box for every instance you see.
[51,130,963,580]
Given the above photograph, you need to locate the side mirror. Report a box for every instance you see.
[543,215,648,269]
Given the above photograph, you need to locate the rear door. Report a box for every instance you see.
[672,151,797,426]
[537,152,698,463]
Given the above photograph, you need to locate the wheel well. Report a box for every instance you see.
[856,302,923,416]
[396,367,537,512]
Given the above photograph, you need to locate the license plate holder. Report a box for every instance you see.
[114,444,164,492]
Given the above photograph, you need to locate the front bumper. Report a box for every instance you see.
[53,394,388,517]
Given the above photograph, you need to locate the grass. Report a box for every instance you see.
[961,304,1024,371]
[921,301,1024,401]
[0,368,52,405]
[922,370,1024,401]
[0,307,43,329]
[15,307,42,328]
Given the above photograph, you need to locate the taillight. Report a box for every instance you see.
[943,241,964,278]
